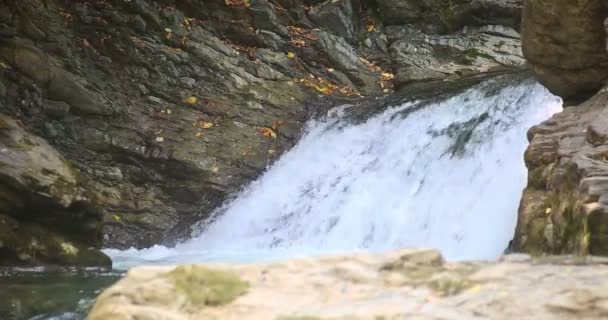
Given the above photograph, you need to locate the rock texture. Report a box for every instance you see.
[0,114,110,266]
[513,0,608,255]
[521,0,608,100]
[0,0,525,264]
[89,248,608,320]
[513,88,608,255]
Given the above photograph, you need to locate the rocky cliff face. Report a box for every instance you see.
[89,248,608,319]
[0,0,525,265]
[513,0,608,255]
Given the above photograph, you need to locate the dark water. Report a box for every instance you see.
[0,269,122,320]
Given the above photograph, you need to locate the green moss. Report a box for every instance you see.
[167,265,249,306]
[464,48,493,61]
[428,277,477,296]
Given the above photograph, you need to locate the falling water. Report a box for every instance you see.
[107,78,562,269]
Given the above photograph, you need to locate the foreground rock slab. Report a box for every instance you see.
[89,249,608,319]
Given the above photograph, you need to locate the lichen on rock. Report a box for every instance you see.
[167,265,249,306]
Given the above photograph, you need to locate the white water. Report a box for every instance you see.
[107,80,562,269]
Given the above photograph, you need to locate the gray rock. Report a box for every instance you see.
[129,15,147,33]
[257,29,288,51]
[180,77,196,88]
[514,88,608,255]
[309,0,357,43]
[250,0,289,37]
[315,31,381,93]
[388,25,524,87]
[42,99,71,119]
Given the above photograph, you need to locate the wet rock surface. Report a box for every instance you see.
[0,0,525,263]
[89,248,608,320]
[513,89,608,256]
[0,114,109,266]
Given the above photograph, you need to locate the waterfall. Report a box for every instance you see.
[106,78,562,269]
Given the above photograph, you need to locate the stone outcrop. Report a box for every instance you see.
[514,0,608,255]
[0,113,110,266]
[89,248,608,319]
[513,88,608,255]
[521,0,608,100]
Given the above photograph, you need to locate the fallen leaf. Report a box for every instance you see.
[257,127,277,138]
[164,28,172,33]
[113,214,121,221]
[290,38,306,47]
[287,51,295,58]
[367,24,376,32]
[199,121,214,129]
[381,72,395,80]
[268,149,275,154]
[195,131,203,137]
[155,136,164,142]
[166,109,172,114]
[185,96,197,104]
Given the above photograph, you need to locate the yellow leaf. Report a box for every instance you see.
[257,127,277,138]
[0,61,10,69]
[195,131,203,137]
[113,214,121,221]
[155,136,164,142]
[201,121,214,129]
[268,149,275,154]
[185,96,197,104]
[381,72,395,80]
[287,52,295,58]
[315,85,330,93]
[367,24,376,32]
[166,109,172,114]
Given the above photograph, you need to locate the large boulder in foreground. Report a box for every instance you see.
[89,248,608,319]
[0,113,109,266]
[521,0,608,100]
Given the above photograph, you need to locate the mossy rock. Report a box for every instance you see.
[167,265,249,306]
[0,214,111,267]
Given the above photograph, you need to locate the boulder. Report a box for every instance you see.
[89,248,608,319]
[521,0,608,100]
[0,113,109,266]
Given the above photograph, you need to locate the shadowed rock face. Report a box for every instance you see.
[521,0,608,100]
[0,114,110,266]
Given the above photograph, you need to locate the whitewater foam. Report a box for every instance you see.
[106,79,562,269]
